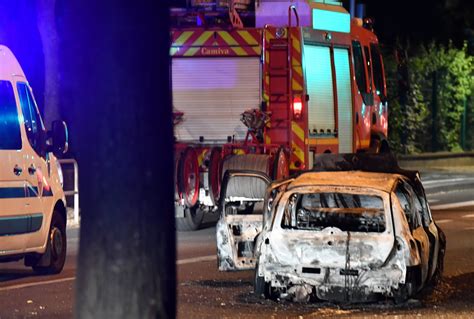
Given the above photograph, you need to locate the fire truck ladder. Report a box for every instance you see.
[265,6,300,147]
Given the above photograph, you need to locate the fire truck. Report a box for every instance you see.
[171,0,389,230]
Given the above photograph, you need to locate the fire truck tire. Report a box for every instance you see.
[176,206,204,231]
[174,152,181,201]
[221,154,271,199]
[208,147,222,206]
[178,147,200,208]
[273,147,290,180]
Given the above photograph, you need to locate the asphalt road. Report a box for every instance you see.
[0,170,473,318]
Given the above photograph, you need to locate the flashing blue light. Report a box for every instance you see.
[312,8,350,33]
[197,15,204,26]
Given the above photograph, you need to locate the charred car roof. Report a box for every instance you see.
[311,153,418,178]
[288,170,400,193]
[284,153,420,193]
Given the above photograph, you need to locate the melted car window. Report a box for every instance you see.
[395,182,421,230]
[281,192,386,232]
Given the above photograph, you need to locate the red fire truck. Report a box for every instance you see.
[171,0,389,230]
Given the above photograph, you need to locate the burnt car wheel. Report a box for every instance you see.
[427,246,445,290]
[254,271,266,296]
[254,261,274,299]
[394,266,421,304]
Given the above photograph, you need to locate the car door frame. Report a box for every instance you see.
[397,178,431,286]
[408,175,441,282]
[216,170,271,271]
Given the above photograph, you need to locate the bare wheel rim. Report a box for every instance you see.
[179,148,200,207]
[208,147,222,206]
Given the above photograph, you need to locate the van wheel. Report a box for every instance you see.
[32,211,67,274]
[176,206,204,231]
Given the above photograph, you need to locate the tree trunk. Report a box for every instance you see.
[56,2,175,318]
[37,0,59,127]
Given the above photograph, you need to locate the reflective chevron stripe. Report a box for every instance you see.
[171,29,262,57]
[291,121,306,169]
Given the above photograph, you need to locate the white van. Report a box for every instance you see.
[0,45,68,274]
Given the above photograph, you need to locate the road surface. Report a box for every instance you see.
[0,170,473,318]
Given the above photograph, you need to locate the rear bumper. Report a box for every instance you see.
[265,265,405,302]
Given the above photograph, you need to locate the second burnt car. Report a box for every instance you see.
[216,154,446,303]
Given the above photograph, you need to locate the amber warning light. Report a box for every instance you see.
[293,96,303,119]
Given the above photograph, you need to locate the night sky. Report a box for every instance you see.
[173,0,474,46]
[355,0,474,46]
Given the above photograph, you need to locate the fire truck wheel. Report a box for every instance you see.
[208,147,222,206]
[174,151,181,201]
[178,147,200,208]
[176,206,204,231]
[273,147,289,180]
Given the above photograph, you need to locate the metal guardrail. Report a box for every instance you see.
[58,159,80,224]
[399,151,474,161]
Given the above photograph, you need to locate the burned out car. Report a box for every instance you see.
[216,154,446,303]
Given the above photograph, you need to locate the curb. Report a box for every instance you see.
[398,151,474,161]
[398,152,474,172]
[424,182,474,195]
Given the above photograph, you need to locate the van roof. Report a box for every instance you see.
[0,45,26,81]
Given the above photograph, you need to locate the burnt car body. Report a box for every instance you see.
[216,154,446,303]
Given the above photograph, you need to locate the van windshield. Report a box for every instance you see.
[281,192,386,233]
[0,80,21,150]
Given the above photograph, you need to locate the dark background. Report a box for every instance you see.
[172,0,474,47]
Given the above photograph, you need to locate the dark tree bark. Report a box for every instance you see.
[36,0,60,127]
[57,1,175,318]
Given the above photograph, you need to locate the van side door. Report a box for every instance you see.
[16,81,50,248]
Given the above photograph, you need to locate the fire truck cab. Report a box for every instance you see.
[171,0,388,230]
